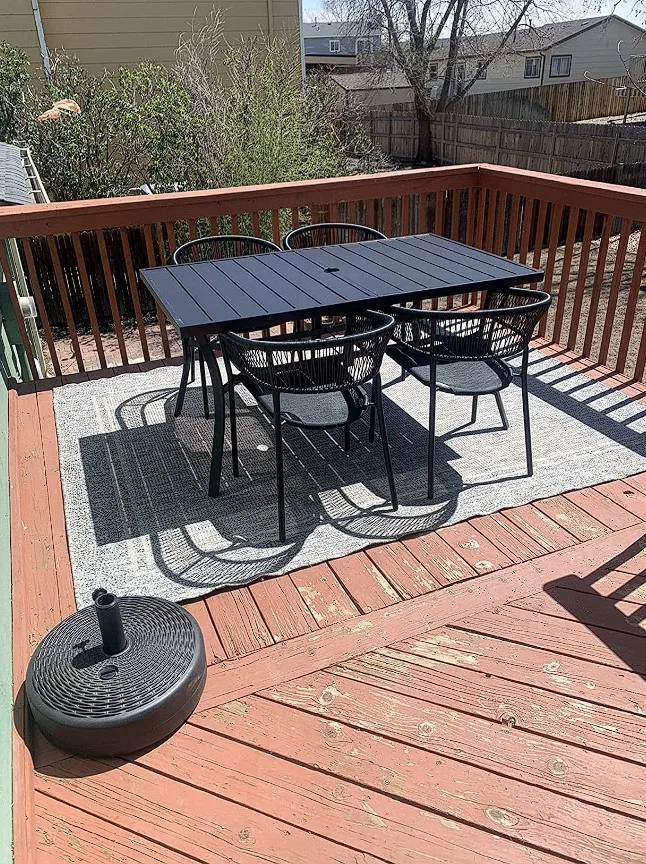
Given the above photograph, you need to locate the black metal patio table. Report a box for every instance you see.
[139,232,543,499]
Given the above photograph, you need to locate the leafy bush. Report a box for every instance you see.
[1,15,388,202]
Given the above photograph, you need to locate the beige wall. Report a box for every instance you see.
[2,0,299,75]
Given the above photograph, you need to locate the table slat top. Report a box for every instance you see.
[139,233,544,335]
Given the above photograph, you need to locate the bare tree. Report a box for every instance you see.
[325,0,553,162]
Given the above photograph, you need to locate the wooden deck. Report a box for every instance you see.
[9,343,646,864]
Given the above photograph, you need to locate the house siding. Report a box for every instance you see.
[2,0,299,75]
[304,34,380,58]
[431,16,646,95]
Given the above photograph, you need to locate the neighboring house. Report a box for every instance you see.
[2,0,299,76]
[430,14,646,96]
[303,20,381,69]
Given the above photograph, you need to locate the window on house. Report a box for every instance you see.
[428,63,439,80]
[329,39,340,53]
[356,38,373,53]
[550,54,572,78]
[524,56,541,78]
[476,61,487,79]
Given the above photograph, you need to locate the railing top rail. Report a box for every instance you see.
[0,164,480,239]
[477,164,646,219]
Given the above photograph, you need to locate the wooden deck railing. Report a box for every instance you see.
[0,163,645,382]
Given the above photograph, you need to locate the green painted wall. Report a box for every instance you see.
[0,370,12,859]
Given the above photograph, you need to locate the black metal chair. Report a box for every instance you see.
[219,311,398,542]
[172,235,281,419]
[283,222,386,250]
[386,287,551,499]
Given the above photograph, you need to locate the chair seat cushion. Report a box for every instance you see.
[239,374,368,427]
[386,345,513,395]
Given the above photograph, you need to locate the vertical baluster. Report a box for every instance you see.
[291,207,300,230]
[616,224,646,374]
[506,194,521,261]
[22,238,62,376]
[566,210,595,351]
[96,230,128,366]
[143,224,171,358]
[47,235,85,372]
[484,191,497,252]
[633,316,646,382]
[599,218,631,366]
[493,192,506,255]
[383,197,393,237]
[465,187,476,246]
[401,194,410,236]
[475,188,486,250]
[529,201,547,276]
[188,219,197,241]
[538,203,564,338]
[252,211,261,237]
[0,241,39,378]
[450,189,460,240]
[271,210,281,247]
[347,200,356,223]
[551,206,579,345]
[434,190,445,236]
[70,233,106,368]
[231,213,240,234]
[119,227,150,362]
[165,222,177,256]
[583,215,611,359]
[329,202,339,223]
[518,198,533,265]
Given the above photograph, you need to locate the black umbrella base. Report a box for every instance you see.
[26,591,207,757]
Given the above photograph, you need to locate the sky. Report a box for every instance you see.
[301,0,644,27]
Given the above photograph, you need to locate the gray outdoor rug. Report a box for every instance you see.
[54,350,646,607]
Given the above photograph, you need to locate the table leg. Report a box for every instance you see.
[196,335,225,498]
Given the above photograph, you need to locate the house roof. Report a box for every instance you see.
[331,71,410,91]
[431,14,646,60]
[0,142,32,206]
[303,21,378,39]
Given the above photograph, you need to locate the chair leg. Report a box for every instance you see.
[427,366,437,500]
[228,380,239,478]
[521,350,533,477]
[190,340,196,383]
[273,393,286,543]
[344,422,351,452]
[175,338,192,418]
[494,391,509,430]
[198,350,210,419]
[374,375,398,510]
[470,395,478,424]
[368,405,376,443]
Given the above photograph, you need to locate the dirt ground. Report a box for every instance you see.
[42,231,646,380]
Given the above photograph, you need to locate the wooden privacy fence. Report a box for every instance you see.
[449,75,646,123]
[0,163,645,382]
[366,111,646,173]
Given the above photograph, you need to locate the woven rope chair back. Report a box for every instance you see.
[173,235,281,264]
[220,311,395,394]
[283,223,386,250]
[392,288,551,362]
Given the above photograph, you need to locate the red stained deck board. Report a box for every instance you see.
[333,650,646,765]
[437,521,514,573]
[289,562,359,626]
[262,668,646,820]
[532,495,611,542]
[594,478,646,521]
[364,542,441,598]
[36,757,386,864]
[458,605,646,675]
[132,722,569,864]
[329,551,401,612]
[402,532,476,585]
[468,512,547,563]
[390,628,646,715]
[193,694,645,864]
[205,587,274,658]
[184,599,226,665]
[249,575,317,641]
[565,487,640,530]
[500,503,579,552]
